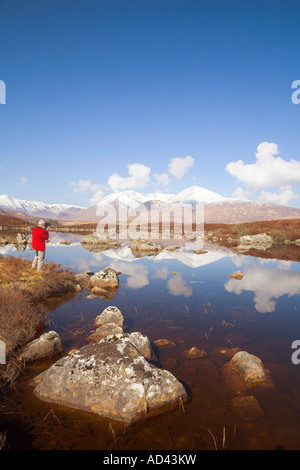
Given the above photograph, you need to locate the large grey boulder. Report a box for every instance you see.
[19,331,63,363]
[33,336,187,423]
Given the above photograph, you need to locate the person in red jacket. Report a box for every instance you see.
[31,219,49,270]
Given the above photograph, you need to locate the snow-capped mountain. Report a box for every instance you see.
[1,186,300,223]
[168,185,233,204]
[94,186,233,210]
[0,195,85,220]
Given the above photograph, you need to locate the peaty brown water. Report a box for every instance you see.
[1,240,300,451]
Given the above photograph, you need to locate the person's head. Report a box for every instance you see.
[38,220,45,228]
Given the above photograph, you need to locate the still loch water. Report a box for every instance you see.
[1,233,300,450]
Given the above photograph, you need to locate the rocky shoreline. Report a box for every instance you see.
[15,302,274,425]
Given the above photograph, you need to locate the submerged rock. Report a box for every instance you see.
[153,339,176,347]
[33,335,187,423]
[19,331,63,363]
[183,347,208,359]
[230,396,264,422]
[222,351,273,394]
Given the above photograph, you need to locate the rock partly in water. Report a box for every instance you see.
[222,351,273,394]
[16,233,27,244]
[122,331,154,361]
[88,322,123,343]
[229,270,243,280]
[19,331,63,363]
[74,271,93,288]
[90,267,119,290]
[33,335,187,423]
[95,306,124,329]
[237,233,273,251]
[129,240,163,252]
[81,232,121,248]
[90,286,118,300]
[166,245,181,252]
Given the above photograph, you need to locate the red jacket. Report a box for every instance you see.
[32,226,49,252]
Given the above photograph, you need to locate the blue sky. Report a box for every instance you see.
[1,0,300,208]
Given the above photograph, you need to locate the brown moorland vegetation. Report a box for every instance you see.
[204,218,300,241]
[0,256,78,388]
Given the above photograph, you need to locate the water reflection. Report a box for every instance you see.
[3,233,300,312]
[109,260,150,289]
[224,265,300,313]
[167,275,192,298]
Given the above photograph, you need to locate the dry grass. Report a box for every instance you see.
[0,255,77,302]
[0,255,78,389]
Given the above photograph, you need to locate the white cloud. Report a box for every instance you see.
[110,261,149,289]
[70,179,105,194]
[167,275,192,297]
[168,155,194,179]
[232,186,251,200]
[19,176,28,185]
[108,163,151,192]
[152,267,169,279]
[226,142,300,205]
[70,179,93,194]
[259,185,299,205]
[69,179,106,205]
[224,266,300,313]
[226,142,300,190]
[154,173,170,186]
[90,189,105,206]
